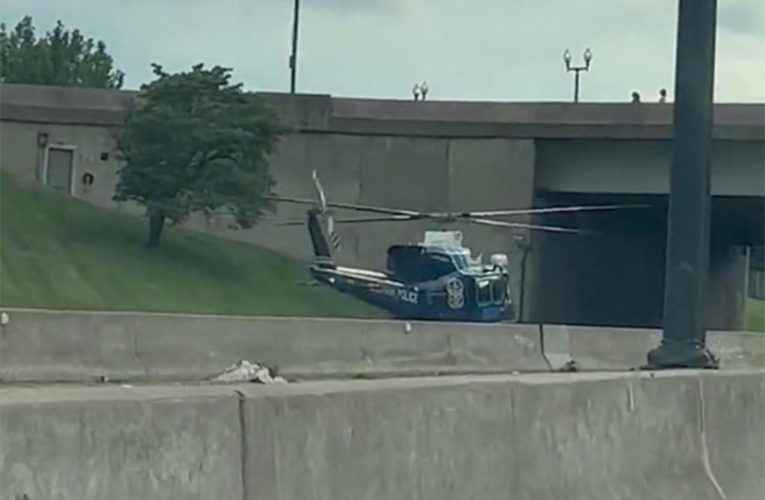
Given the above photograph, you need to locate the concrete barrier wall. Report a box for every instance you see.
[541,324,661,370]
[0,308,546,383]
[0,385,243,500]
[707,330,765,369]
[541,324,765,371]
[1,309,763,383]
[1,370,763,500]
[702,371,765,499]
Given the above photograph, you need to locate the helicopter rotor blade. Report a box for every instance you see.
[270,219,311,226]
[268,171,651,223]
[266,196,423,217]
[270,210,589,234]
[266,195,319,206]
[330,215,420,224]
[327,214,342,250]
[321,202,421,216]
[271,214,419,226]
[274,215,585,233]
[465,217,585,234]
[466,204,650,218]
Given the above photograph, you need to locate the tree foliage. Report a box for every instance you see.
[0,15,124,88]
[114,63,283,247]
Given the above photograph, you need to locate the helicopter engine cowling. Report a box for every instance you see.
[490,253,509,270]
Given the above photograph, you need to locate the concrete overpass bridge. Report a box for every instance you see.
[1,84,763,328]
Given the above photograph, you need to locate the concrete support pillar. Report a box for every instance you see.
[706,245,747,330]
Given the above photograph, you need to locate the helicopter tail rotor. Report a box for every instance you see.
[312,169,328,213]
[306,208,334,265]
[327,213,341,251]
[266,170,342,255]
[312,169,341,250]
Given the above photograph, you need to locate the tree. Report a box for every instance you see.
[0,16,124,88]
[114,63,283,248]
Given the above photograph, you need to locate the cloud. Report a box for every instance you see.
[299,0,395,16]
[0,0,762,102]
[719,0,765,38]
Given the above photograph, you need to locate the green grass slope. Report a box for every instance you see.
[0,174,382,318]
[747,299,765,333]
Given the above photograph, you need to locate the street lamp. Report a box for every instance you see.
[563,47,592,102]
[289,0,300,93]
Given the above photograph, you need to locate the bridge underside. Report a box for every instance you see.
[527,192,764,329]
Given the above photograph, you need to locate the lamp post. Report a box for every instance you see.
[563,48,592,102]
[647,0,719,369]
[289,0,300,93]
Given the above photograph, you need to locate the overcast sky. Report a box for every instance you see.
[2,0,763,101]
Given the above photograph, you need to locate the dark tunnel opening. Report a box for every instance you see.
[526,191,763,329]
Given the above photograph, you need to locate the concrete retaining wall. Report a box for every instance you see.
[1,370,763,500]
[1,309,763,383]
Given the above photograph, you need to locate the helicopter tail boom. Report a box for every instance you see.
[307,208,337,266]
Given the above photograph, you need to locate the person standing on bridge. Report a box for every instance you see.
[420,81,429,100]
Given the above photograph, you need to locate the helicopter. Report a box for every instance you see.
[268,170,643,323]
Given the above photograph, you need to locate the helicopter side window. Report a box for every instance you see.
[388,247,458,283]
[452,252,470,270]
[421,253,456,281]
[390,248,426,283]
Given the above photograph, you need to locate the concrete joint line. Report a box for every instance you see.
[234,389,249,500]
[445,139,452,212]
[538,324,554,372]
[539,324,574,372]
[446,333,456,365]
[626,378,636,412]
[698,377,728,500]
[132,329,148,377]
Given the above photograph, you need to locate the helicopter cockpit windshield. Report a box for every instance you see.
[450,251,471,270]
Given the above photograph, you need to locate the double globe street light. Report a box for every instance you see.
[563,47,592,102]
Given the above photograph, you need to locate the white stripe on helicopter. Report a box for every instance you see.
[321,266,406,288]
[320,266,420,304]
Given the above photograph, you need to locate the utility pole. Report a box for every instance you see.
[289,0,300,94]
[647,0,719,369]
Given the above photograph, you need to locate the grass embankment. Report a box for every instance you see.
[747,299,765,332]
[0,174,381,318]
[1,173,761,329]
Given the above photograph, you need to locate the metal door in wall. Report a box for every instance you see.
[46,148,74,193]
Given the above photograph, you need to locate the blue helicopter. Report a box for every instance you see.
[270,171,639,323]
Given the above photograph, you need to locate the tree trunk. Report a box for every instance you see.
[147,211,166,248]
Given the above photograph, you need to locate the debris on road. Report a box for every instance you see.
[211,360,287,384]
